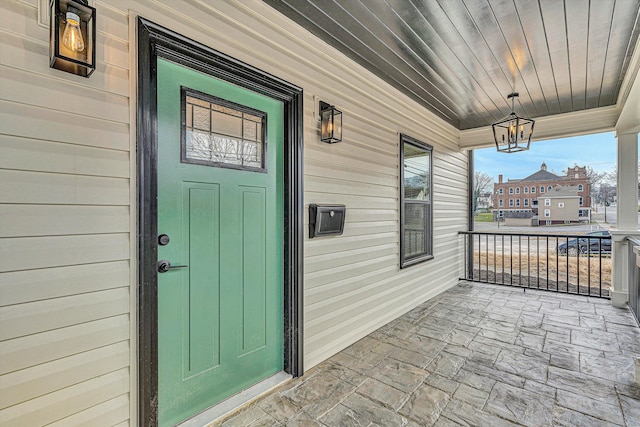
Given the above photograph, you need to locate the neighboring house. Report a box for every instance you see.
[538,186,584,225]
[493,162,591,220]
[476,191,493,209]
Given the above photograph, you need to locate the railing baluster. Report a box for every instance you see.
[576,237,580,295]
[518,235,522,287]
[502,234,505,284]
[463,232,467,280]
[599,238,602,297]
[546,236,549,291]
[527,235,531,288]
[565,237,569,293]
[536,235,539,289]
[587,238,591,296]
[494,234,497,284]
[485,233,489,283]
[556,238,560,292]
[510,235,513,286]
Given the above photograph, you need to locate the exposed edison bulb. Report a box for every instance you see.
[62,11,84,52]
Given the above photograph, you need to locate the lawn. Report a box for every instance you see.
[475,212,494,222]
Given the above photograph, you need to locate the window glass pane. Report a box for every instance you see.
[189,96,210,108]
[243,119,261,141]
[403,202,427,258]
[183,91,265,171]
[211,110,242,138]
[192,106,211,131]
[403,143,430,201]
[185,129,213,161]
[212,103,242,117]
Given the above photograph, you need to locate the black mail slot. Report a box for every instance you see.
[309,204,346,238]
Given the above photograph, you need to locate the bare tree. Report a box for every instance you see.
[473,171,493,211]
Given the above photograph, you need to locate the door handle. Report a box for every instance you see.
[157,260,188,273]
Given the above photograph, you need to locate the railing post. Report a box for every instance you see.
[611,233,636,307]
[628,238,640,326]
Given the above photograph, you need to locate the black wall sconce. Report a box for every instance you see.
[319,101,342,143]
[50,0,96,78]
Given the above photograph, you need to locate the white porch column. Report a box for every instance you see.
[611,132,639,307]
[616,133,638,230]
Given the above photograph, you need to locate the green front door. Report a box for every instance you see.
[156,59,284,426]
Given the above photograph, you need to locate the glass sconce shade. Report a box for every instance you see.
[320,101,342,143]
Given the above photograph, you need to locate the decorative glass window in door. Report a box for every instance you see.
[182,87,266,172]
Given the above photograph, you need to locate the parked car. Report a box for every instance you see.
[557,231,612,255]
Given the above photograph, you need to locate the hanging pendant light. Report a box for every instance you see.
[492,92,534,153]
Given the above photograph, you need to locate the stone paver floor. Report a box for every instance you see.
[218,282,640,426]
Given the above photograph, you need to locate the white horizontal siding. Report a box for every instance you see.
[0,170,129,205]
[0,233,130,272]
[0,341,129,409]
[0,261,129,306]
[0,205,130,237]
[0,314,130,375]
[0,0,132,424]
[0,288,129,341]
[0,369,129,427]
[0,101,130,151]
[0,0,469,424]
[0,136,130,178]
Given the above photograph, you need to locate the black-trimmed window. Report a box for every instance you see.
[400,134,433,267]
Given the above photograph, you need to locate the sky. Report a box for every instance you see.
[474,132,619,183]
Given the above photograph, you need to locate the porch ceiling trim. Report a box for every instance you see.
[616,37,640,134]
[459,105,618,150]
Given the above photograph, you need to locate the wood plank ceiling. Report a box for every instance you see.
[263,0,640,130]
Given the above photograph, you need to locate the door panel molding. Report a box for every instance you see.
[137,17,304,426]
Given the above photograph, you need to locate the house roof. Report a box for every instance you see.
[521,169,562,182]
[539,185,580,198]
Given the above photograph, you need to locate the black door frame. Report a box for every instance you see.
[136,17,304,426]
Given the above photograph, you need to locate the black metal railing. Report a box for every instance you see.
[627,237,640,325]
[459,231,611,298]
